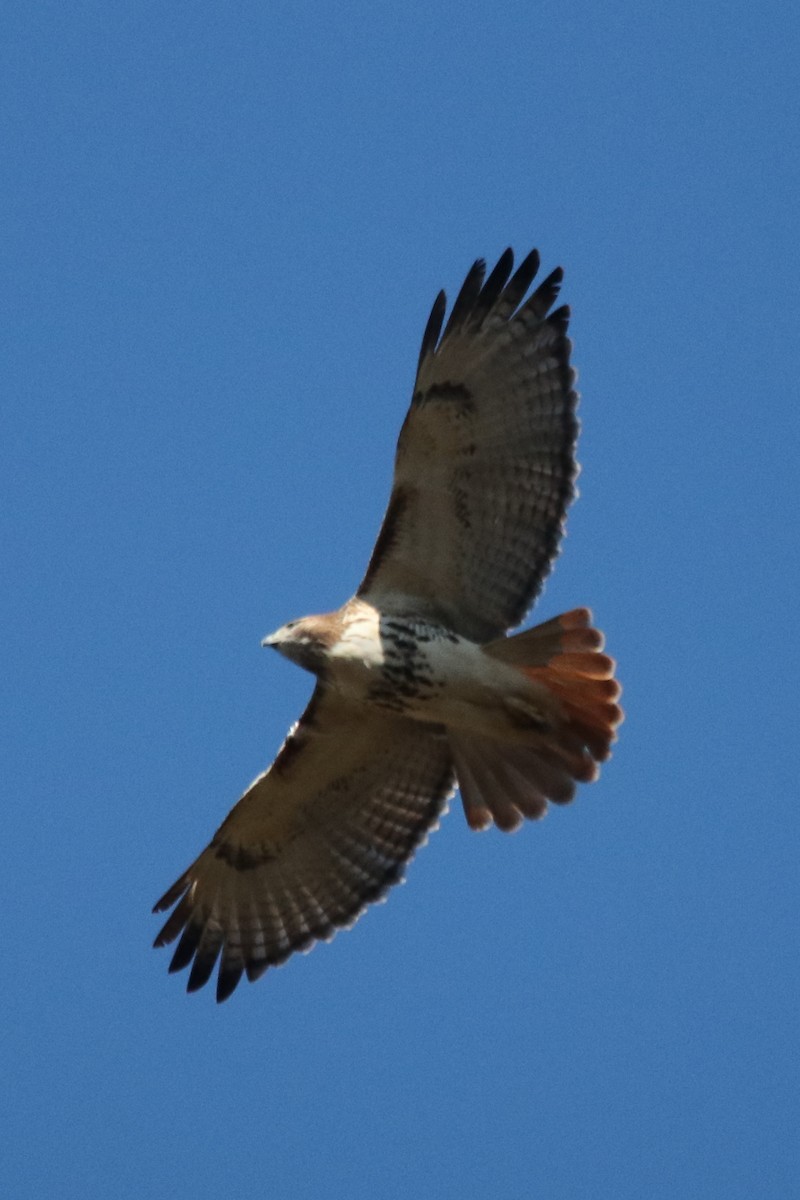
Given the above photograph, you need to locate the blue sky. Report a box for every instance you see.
[3,2,798,1197]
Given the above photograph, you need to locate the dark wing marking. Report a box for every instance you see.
[359,247,578,642]
[153,686,455,1001]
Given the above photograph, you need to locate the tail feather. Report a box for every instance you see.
[551,651,616,679]
[451,735,554,831]
[484,608,604,663]
[455,609,622,832]
[486,607,623,764]
[524,671,622,763]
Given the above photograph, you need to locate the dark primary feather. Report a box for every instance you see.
[521,266,564,319]
[441,257,486,341]
[416,290,447,373]
[493,247,542,320]
[468,247,515,330]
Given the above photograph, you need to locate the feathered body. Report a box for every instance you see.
[270,600,585,742]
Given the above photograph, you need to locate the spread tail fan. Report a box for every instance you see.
[453,609,623,831]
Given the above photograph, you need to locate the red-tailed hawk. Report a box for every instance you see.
[154,247,623,1001]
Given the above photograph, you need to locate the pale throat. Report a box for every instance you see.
[328,607,386,669]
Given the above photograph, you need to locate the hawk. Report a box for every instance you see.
[154,247,623,1001]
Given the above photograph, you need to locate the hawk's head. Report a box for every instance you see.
[262,612,342,674]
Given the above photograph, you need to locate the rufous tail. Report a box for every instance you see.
[451,609,623,832]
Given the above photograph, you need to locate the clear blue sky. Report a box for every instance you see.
[3,3,798,1197]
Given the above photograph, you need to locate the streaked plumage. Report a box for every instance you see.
[154,247,623,1001]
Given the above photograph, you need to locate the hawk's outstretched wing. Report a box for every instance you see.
[359,248,578,642]
[153,686,454,1001]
